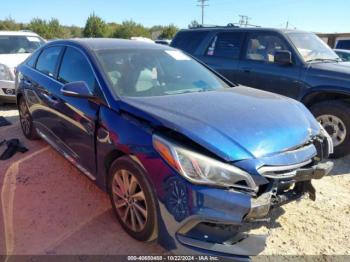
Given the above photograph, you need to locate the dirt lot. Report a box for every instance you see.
[0,105,349,258]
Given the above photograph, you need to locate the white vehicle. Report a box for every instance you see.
[0,31,45,104]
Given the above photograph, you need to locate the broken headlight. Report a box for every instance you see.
[153,135,258,192]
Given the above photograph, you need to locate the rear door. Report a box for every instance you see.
[29,46,64,141]
[48,46,101,176]
[198,31,245,84]
[237,32,303,99]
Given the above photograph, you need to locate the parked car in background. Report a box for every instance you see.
[0,31,45,104]
[334,49,350,61]
[171,26,350,158]
[16,39,333,259]
[335,38,350,50]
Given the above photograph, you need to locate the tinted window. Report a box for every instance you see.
[336,40,350,50]
[171,31,208,54]
[245,34,289,62]
[206,32,243,59]
[36,46,62,77]
[0,35,44,54]
[27,49,41,68]
[58,47,96,93]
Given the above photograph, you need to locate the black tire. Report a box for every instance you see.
[18,97,40,140]
[108,156,158,241]
[310,100,350,158]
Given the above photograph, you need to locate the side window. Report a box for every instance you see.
[58,47,97,94]
[36,46,62,77]
[206,32,243,59]
[245,34,290,63]
[26,48,41,68]
[171,31,209,54]
[336,40,350,50]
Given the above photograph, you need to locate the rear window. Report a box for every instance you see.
[171,31,208,54]
[336,40,350,50]
[0,35,44,54]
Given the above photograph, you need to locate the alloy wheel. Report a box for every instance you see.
[317,114,347,147]
[112,169,148,232]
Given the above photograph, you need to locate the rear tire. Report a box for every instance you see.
[310,100,350,158]
[18,97,40,140]
[108,156,158,242]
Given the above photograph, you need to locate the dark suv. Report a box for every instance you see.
[171,26,350,158]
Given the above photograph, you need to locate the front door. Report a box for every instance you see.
[48,46,101,175]
[237,32,303,99]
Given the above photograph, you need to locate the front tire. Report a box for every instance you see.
[108,156,158,241]
[310,100,350,158]
[18,97,40,140]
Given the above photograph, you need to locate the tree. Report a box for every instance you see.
[83,13,107,37]
[113,20,151,39]
[0,17,21,31]
[47,18,65,39]
[28,18,50,38]
[159,24,178,39]
[188,20,200,29]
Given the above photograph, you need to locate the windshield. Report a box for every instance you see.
[96,49,229,97]
[0,35,45,54]
[287,32,340,62]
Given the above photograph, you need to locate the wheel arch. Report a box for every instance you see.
[302,89,350,107]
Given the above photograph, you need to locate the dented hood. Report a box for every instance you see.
[121,86,320,162]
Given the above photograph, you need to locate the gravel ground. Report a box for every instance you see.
[0,105,349,259]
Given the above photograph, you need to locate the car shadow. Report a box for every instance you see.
[329,154,350,176]
[0,104,18,124]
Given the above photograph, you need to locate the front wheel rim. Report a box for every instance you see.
[112,170,148,232]
[317,114,347,147]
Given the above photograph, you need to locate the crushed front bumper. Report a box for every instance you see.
[247,161,333,220]
[158,160,333,259]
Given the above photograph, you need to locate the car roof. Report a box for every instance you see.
[49,38,173,52]
[179,27,308,34]
[0,30,40,36]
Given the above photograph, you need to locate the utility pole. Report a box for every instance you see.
[197,0,209,25]
[286,21,289,29]
[239,15,251,27]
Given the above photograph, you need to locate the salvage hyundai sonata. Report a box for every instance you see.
[16,39,333,259]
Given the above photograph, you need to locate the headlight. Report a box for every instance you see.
[0,63,13,81]
[153,135,258,192]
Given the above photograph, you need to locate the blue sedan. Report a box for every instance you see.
[16,39,333,259]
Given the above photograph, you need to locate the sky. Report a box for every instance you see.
[1,0,349,33]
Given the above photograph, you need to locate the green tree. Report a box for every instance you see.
[0,17,21,31]
[83,13,107,37]
[68,26,83,38]
[159,24,178,39]
[47,18,65,39]
[113,20,151,39]
[28,18,50,38]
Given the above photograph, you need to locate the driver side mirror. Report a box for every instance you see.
[60,81,94,99]
[274,50,292,65]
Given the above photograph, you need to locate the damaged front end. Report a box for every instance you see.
[155,128,333,259]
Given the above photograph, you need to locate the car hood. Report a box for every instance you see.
[308,61,350,80]
[120,86,320,162]
[0,53,30,68]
